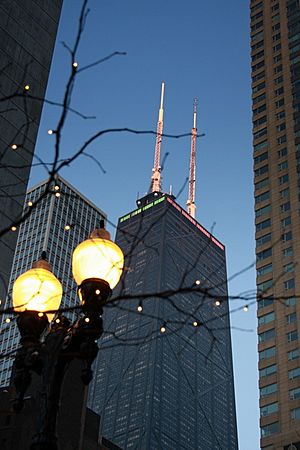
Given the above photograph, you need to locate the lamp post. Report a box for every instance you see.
[11,222,124,450]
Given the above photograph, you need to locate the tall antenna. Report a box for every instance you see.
[187,98,197,218]
[150,82,165,193]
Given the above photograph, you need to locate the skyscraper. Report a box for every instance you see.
[0,175,106,387]
[251,0,300,448]
[88,191,238,449]
[0,0,63,304]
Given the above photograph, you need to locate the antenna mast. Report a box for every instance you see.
[187,98,197,218]
[150,82,165,193]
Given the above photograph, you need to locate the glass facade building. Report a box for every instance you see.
[250,0,300,448]
[0,176,106,387]
[88,192,238,450]
[0,1,63,304]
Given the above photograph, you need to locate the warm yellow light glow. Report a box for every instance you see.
[48,129,54,135]
[11,226,17,232]
[72,237,124,290]
[215,299,221,306]
[137,305,143,312]
[95,289,100,295]
[24,85,30,91]
[11,144,17,150]
[192,321,198,327]
[55,192,61,198]
[38,312,44,317]
[28,201,33,207]
[5,318,11,324]
[64,225,71,231]
[54,185,60,191]
[160,325,166,333]
[12,268,62,322]
[73,62,78,68]
[55,318,60,324]
[84,317,90,323]
[195,280,201,286]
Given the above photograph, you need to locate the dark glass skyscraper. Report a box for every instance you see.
[89,191,238,450]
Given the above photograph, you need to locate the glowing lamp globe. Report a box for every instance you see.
[12,259,62,322]
[72,227,124,301]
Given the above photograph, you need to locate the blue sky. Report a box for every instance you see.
[31,1,258,448]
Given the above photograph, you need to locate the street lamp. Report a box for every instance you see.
[11,222,124,450]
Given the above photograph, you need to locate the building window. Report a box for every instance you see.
[257,279,273,292]
[291,408,300,420]
[255,178,269,190]
[280,202,291,212]
[258,311,275,326]
[254,127,268,140]
[286,297,296,307]
[260,363,277,377]
[257,247,272,261]
[284,279,295,290]
[283,247,293,257]
[274,75,283,84]
[282,231,292,242]
[287,313,297,325]
[254,152,268,165]
[288,349,299,361]
[255,165,269,177]
[279,173,289,184]
[254,139,268,152]
[276,123,286,132]
[259,346,276,360]
[258,296,274,309]
[275,98,284,108]
[278,160,288,170]
[276,111,285,121]
[260,402,278,417]
[260,382,277,398]
[256,218,271,232]
[280,187,289,198]
[277,136,287,146]
[256,204,271,217]
[284,262,294,273]
[259,329,276,343]
[287,331,298,343]
[274,64,282,74]
[254,116,267,128]
[288,367,300,380]
[256,233,272,246]
[275,87,284,96]
[257,263,272,277]
[261,421,279,438]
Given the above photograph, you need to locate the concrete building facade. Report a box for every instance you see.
[251,0,300,448]
[0,0,63,303]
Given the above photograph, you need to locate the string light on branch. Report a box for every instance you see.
[84,317,90,323]
[192,321,199,327]
[214,299,221,307]
[55,192,61,198]
[24,85,30,91]
[160,323,166,334]
[55,318,61,324]
[72,61,78,69]
[243,305,249,312]
[38,312,44,317]
[64,225,71,231]
[11,144,18,150]
[195,280,201,286]
[95,289,100,295]
[48,129,54,135]
[27,201,33,207]
[11,226,17,232]
[54,185,60,191]
[5,318,11,324]
[137,301,143,312]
